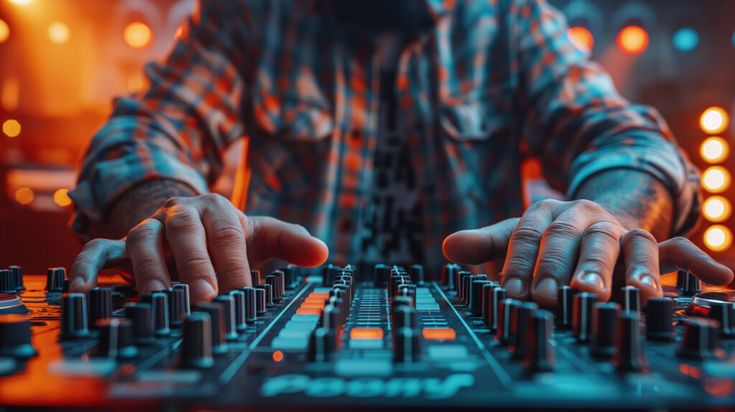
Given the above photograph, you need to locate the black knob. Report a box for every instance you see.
[150,292,171,337]
[125,302,154,344]
[265,275,280,302]
[251,270,262,285]
[0,314,37,358]
[88,287,112,329]
[481,283,498,326]
[677,271,701,296]
[613,311,646,372]
[255,288,267,314]
[408,264,424,284]
[9,266,24,291]
[645,297,674,341]
[243,287,258,323]
[497,298,521,345]
[229,290,248,333]
[677,317,721,360]
[591,302,619,359]
[0,270,15,294]
[524,310,555,372]
[322,304,342,331]
[469,279,491,315]
[96,318,138,359]
[308,327,336,362]
[179,312,214,369]
[282,265,298,289]
[556,286,577,329]
[392,304,417,329]
[195,302,228,355]
[485,287,506,332]
[273,270,286,298]
[166,287,187,328]
[511,302,538,359]
[172,283,191,316]
[61,293,89,339]
[256,284,274,307]
[373,264,390,287]
[393,326,421,363]
[213,295,239,341]
[621,286,640,313]
[441,263,461,290]
[46,267,66,292]
[457,271,474,305]
[707,301,735,338]
[323,264,342,286]
[573,292,598,342]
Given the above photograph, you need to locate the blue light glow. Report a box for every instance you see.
[673,28,699,52]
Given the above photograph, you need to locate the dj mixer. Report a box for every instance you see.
[1,263,735,410]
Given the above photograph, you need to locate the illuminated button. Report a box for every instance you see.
[350,328,384,340]
[296,308,323,316]
[422,327,456,341]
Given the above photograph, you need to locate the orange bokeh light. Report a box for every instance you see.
[617,25,649,55]
[14,187,34,205]
[568,26,594,52]
[700,107,730,134]
[0,19,9,44]
[53,188,72,207]
[272,350,284,362]
[123,22,152,49]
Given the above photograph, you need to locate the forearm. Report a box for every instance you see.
[90,179,197,239]
[574,169,674,240]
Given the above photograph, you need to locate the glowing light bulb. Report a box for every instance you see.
[617,25,649,55]
[703,196,732,222]
[0,19,9,44]
[702,166,731,193]
[2,119,21,138]
[53,188,72,207]
[700,107,730,134]
[704,225,733,252]
[14,187,34,205]
[568,26,594,53]
[701,136,730,163]
[48,22,70,44]
[123,22,152,49]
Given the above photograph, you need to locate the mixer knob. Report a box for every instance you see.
[480,283,498,325]
[677,271,701,296]
[707,301,735,338]
[324,264,343,286]
[621,286,640,313]
[523,310,555,372]
[469,278,491,315]
[273,270,286,298]
[374,264,390,287]
[46,267,66,292]
[125,302,154,344]
[613,311,646,372]
[88,287,112,329]
[457,271,473,305]
[408,264,424,285]
[9,266,24,291]
[166,287,187,328]
[256,284,274,307]
[497,298,521,345]
[677,317,721,360]
[265,275,280,302]
[61,293,89,339]
[242,288,258,323]
[229,290,248,333]
[573,292,598,342]
[179,312,214,369]
[591,302,619,359]
[195,303,228,355]
[322,304,342,330]
[172,283,191,316]
[644,297,674,341]
[213,295,239,341]
[0,314,37,358]
[392,304,418,329]
[441,263,461,290]
[282,265,298,290]
[511,302,538,359]
[150,292,171,337]
[96,318,138,359]
[308,327,336,362]
[393,326,421,363]
[255,288,267,314]
[485,287,506,332]
[556,286,577,329]
[251,270,262,285]
[0,270,16,294]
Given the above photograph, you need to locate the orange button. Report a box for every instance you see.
[350,328,384,340]
[422,328,456,341]
[300,303,325,310]
[309,292,330,298]
[296,308,323,315]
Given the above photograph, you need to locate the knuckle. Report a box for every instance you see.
[544,220,579,238]
[162,196,181,208]
[202,192,229,207]
[179,254,212,272]
[210,223,244,244]
[84,238,105,251]
[512,225,545,244]
[127,220,158,243]
[538,250,569,275]
[165,205,201,232]
[624,228,657,245]
[583,221,620,240]
[530,198,557,211]
[574,199,600,211]
[669,236,692,248]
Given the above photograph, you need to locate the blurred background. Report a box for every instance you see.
[0,0,733,274]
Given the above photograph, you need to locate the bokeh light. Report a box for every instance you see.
[2,119,21,138]
[0,19,9,44]
[703,196,732,223]
[8,0,32,5]
[672,27,699,52]
[14,187,34,206]
[48,22,70,44]
[53,188,72,207]
[568,26,594,53]
[123,22,152,49]
[700,106,730,134]
[617,25,649,55]
[702,166,731,193]
[700,136,730,163]
[704,225,733,252]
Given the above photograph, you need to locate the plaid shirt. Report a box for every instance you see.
[70,0,701,275]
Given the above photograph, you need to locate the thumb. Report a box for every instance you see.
[658,237,734,285]
[442,218,519,265]
[244,215,329,268]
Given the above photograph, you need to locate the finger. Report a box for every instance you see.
[500,200,558,299]
[531,206,602,307]
[198,195,251,292]
[621,229,663,302]
[441,218,519,265]
[659,237,734,285]
[569,221,624,302]
[126,218,172,295]
[245,216,329,268]
[163,204,218,302]
[69,238,127,292]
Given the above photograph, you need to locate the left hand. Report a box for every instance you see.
[442,199,734,307]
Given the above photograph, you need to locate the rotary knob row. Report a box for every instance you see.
[308,268,355,362]
[0,266,25,294]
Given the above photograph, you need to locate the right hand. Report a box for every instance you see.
[69,193,329,302]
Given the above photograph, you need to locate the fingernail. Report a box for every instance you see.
[144,279,166,294]
[70,277,86,292]
[534,277,558,300]
[639,274,658,289]
[578,272,605,290]
[504,277,526,298]
[191,279,216,301]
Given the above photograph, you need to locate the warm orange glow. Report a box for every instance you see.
[175,25,184,39]
[617,25,649,55]
[422,327,457,341]
[8,0,32,5]
[14,187,34,205]
[704,225,733,252]
[701,136,730,163]
[568,26,594,53]
[272,350,284,362]
[700,107,730,134]
[2,119,21,138]
[123,22,152,49]
[703,196,732,222]
[350,328,384,340]
[0,19,9,44]
[702,166,731,193]
[48,22,70,44]
[295,307,323,315]
[53,188,72,207]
